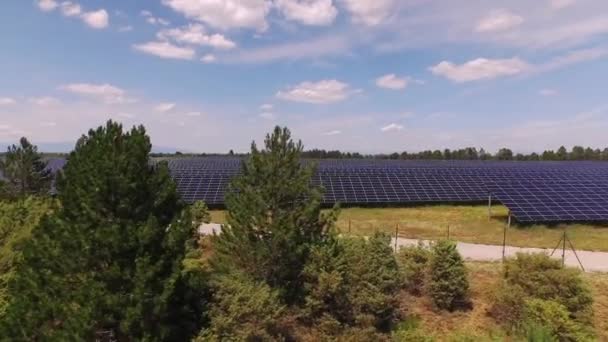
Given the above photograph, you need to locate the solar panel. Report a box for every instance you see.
[38,157,608,223]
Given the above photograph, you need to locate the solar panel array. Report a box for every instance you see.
[33,157,608,223]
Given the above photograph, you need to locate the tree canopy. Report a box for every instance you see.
[0,137,51,198]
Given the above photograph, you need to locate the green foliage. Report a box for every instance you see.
[396,242,431,295]
[0,137,51,198]
[1,121,206,341]
[523,299,593,341]
[391,316,436,342]
[490,253,595,340]
[427,240,470,311]
[191,200,211,226]
[503,253,594,325]
[0,197,54,317]
[343,233,402,331]
[212,126,338,303]
[197,274,286,341]
[522,323,557,342]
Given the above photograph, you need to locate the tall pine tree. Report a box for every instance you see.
[212,126,338,303]
[1,121,207,341]
[0,137,51,198]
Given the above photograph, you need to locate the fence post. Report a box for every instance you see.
[562,230,566,268]
[447,224,450,240]
[503,212,511,262]
[394,223,399,252]
[348,219,351,234]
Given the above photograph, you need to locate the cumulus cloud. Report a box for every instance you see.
[29,96,61,106]
[323,130,341,136]
[155,102,176,112]
[61,83,133,104]
[550,0,576,10]
[339,0,395,26]
[201,54,217,63]
[0,97,16,105]
[37,0,58,12]
[157,24,236,49]
[60,1,81,17]
[375,74,408,90]
[381,123,403,132]
[140,10,170,26]
[81,9,109,29]
[475,9,524,32]
[275,0,338,26]
[276,80,355,104]
[162,0,271,31]
[539,89,558,96]
[429,57,530,82]
[133,41,196,60]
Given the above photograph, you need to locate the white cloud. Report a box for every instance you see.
[141,10,170,26]
[475,9,524,32]
[61,83,133,104]
[539,89,558,96]
[29,96,61,106]
[260,103,273,110]
[259,112,275,120]
[60,1,81,17]
[133,41,196,60]
[276,0,338,26]
[534,47,608,73]
[276,80,354,104]
[381,123,403,132]
[185,111,202,116]
[550,0,576,10]
[81,9,109,29]
[430,57,530,82]
[162,0,271,31]
[201,54,217,63]
[38,0,58,12]
[156,102,176,112]
[339,0,395,26]
[375,74,408,90]
[323,130,341,136]
[0,98,16,105]
[158,24,236,49]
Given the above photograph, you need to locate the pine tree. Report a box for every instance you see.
[212,126,338,303]
[428,240,470,311]
[0,137,51,198]
[1,121,207,341]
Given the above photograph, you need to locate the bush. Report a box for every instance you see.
[191,200,211,226]
[396,242,431,295]
[427,240,470,311]
[503,253,594,325]
[488,283,527,331]
[198,274,286,341]
[523,299,593,341]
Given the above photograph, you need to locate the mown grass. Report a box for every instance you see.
[210,205,608,252]
[402,262,608,341]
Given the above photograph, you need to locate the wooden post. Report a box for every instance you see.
[394,223,399,251]
[488,194,492,220]
[447,224,450,240]
[503,212,511,262]
[348,219,351,234]
[562,230,567,268]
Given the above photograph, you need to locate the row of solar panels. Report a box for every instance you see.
[21,158,608,223]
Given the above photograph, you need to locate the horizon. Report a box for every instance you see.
[2,1,608,153]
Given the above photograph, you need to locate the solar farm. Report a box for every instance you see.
[167,157,608,223]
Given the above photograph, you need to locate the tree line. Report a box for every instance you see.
[0,122,598,340]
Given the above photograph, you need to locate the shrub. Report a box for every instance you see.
[396,242,431,295]
[523,299,593,341]
[488,283,527,330]
[343,233,402,331]
[191,200,211,226]
[503,253,594,325]
[198,274,286,341]
[427,240,470,311]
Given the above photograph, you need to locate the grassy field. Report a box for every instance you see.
[210,205,608,252]
[403,262,608,340]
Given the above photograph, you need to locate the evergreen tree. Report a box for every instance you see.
[0,137,51,198]
[556,146,568,160]
[1,121,206,341]
[428,240,470,311]
[212,126,338,303]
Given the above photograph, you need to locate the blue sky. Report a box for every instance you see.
[1,0,607,153]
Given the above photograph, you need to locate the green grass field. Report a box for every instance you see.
[210,205,608,252]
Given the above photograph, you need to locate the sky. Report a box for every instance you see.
[1,0,608,153]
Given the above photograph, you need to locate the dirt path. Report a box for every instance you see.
[392,238,608,273]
